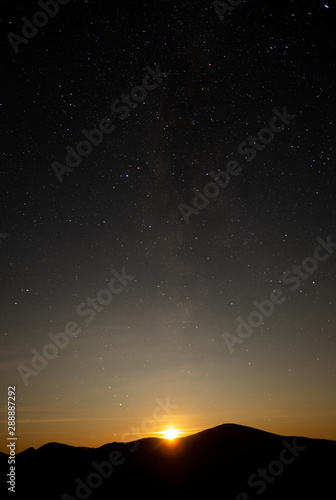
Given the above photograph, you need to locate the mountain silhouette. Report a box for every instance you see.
[1,423,335,499]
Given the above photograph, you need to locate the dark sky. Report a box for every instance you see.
[1,0,335,452]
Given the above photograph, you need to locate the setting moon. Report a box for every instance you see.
[164,428,179,440]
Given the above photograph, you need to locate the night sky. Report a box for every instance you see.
[1,0,336,453]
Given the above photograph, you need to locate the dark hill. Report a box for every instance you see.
[1,423,335,499]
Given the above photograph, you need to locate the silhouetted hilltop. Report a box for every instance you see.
[1,424,335,499]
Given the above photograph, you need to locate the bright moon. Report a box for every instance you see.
[164,428,178,440]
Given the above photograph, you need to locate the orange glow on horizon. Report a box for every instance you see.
[163,428,179,440]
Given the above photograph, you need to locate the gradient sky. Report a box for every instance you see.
[1,0,336,453]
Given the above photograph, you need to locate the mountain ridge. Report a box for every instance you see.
[1,423,335,499]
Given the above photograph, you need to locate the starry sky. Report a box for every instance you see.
[1,0,336,453]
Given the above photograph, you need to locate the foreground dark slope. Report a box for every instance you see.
[1,424,335,499]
